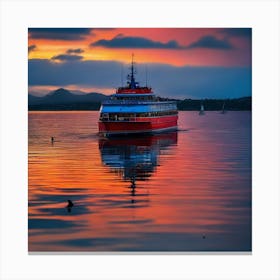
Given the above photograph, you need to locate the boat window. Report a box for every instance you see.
[99,110,178,121]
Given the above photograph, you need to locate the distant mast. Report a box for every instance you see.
[199,101,205,115]
[221,101,226,114]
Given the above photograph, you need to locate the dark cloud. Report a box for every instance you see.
[91,34,233,50]
[51,54,83,61]
[28,28,92,40]
[187,35,233,49]
[28,44,37,53]
[28,59,251,99]
[90,35,183,49]
[66,48,84,54]
[220,28,252,38]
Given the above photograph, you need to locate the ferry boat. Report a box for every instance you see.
[98,56,178,136]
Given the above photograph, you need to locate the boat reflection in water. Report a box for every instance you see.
[99,132,178,201]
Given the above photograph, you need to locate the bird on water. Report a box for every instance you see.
[67,200,74,207]
[66,200,74,212]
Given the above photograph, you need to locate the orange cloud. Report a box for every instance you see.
[28,28,251,67]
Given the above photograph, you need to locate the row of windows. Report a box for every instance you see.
[100,110,177,121]
[111,96,156,101]
[103,99,177,110]
[150,104,177,111]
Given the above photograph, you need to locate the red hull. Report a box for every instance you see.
[99,115,178,135]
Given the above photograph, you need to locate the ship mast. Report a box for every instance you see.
[128,53,137,89]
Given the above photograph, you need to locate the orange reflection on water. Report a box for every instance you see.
[29,111,251,251]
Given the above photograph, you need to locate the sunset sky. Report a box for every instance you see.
[28,28,252,99]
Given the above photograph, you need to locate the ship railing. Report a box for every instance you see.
[99,117,138,122]
[102,99,177,105]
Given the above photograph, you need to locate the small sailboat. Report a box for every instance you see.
[220,101,226,114]
[199,103,205,115]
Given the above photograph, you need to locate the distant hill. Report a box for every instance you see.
[28,88,251,111]
[28,94,43,105]
[28,88,108,110]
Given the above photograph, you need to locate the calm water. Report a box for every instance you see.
[28,111,251,252]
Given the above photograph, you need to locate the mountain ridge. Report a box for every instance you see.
[28,88,108,106]
[28,88,251,111]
